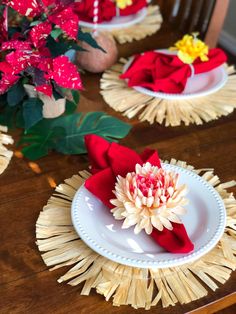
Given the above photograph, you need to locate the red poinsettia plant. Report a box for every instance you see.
[0,0,102,128]
[0,1,131,160]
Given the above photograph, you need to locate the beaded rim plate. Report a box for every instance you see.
[79,8,147,30]
[123,50,228,100]
[71,164,226,269]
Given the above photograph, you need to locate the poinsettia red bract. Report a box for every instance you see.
[35,84,53,97]
[1,40,32,51]
[3,0,43,17]
[30,21,52,48]
[48,7,79,40]
[47,55,82,90]
[0,73,19,94]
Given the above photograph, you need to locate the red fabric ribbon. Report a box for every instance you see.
[120,48,227,94]
[84,134,194,253]
[74,0,147,23]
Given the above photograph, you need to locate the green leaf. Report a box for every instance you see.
[23,98,43,130]
[19,112,131,160]
[7,81,26,107]
[30,20,41,26]
[20,119,66,160]
[21,142,49,160]
[78,29,106,53]
[0,104,18,128]
[71,90,80,104]
[54,112,131,154]
[46,35,71,57]
[50,28,63,39]
[71,43,87,52]
[64,99,77,115]
[21,126,66,160]
[15,107,25,128]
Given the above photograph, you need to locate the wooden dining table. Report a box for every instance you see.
[0,18,236,314]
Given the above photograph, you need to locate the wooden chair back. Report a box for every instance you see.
[156,0,229,47]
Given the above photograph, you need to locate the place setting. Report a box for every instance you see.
[75,0,162,44]
[101,33,236,126]
[36,134,236,309]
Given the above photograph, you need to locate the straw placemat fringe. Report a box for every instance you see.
[100,60,236,126]
[0,125,14,175]
[36,160,236,309]
[110,5,162,44]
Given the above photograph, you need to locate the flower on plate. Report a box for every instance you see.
[115,0,133,9]
[110,162,188,235]
[170,33,209,64]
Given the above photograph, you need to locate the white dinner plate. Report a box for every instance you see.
[71,164,226,268]
[80,8,147,30]
[123,50,228,100]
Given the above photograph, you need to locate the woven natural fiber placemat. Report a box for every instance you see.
[36,159,236,309]
[0,125,13,175]
[82,6,162,44]
[100,60,236,126]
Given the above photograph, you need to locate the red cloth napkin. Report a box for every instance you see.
[120,48,227,94]
[74,0,147,23]
[84,134,194,253]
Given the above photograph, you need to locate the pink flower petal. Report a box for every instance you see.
[0,73,19,94]
[48,56,82,90]
[1,40,32,51]
[48,7,79,40]
[0,61,14,74]
[3,0,43,17]
[35,83,53,97]
[6,51,30,74]
[30,21,52,47]
[41,0,55,5]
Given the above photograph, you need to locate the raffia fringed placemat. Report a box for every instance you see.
[100,60,236,126]
[111,6,162,44]
[36,160,236,309]
[0,125,14,175]
[82,6,162,44]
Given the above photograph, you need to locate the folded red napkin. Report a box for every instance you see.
[74,0,147,23]
[120,48,227,94]
[84,134,194,253]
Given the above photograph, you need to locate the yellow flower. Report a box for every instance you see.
[170,33,209,64]
[115,0,133,10]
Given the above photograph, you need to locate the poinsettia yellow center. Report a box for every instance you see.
[115,0,133,10]
[170,33,209,64]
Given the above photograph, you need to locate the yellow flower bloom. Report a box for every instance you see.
[115,0,133,10]
[170,33,209,64]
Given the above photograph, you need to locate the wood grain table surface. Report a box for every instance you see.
[0,19,236,314]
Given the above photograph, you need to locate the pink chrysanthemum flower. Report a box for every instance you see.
[110,162,188,235]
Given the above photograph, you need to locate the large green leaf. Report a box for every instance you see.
[71,90,80,104]
[23,98,43,130]
[7,80,26,107]
[53,112,131,154]
[20,119,66,160]
[20,112,131,160]
[0,104,18,128]
[64,99,77,115]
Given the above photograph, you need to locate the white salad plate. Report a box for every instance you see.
[71,163,226,269]
[123,50,228,100]
[80,8,147,30]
